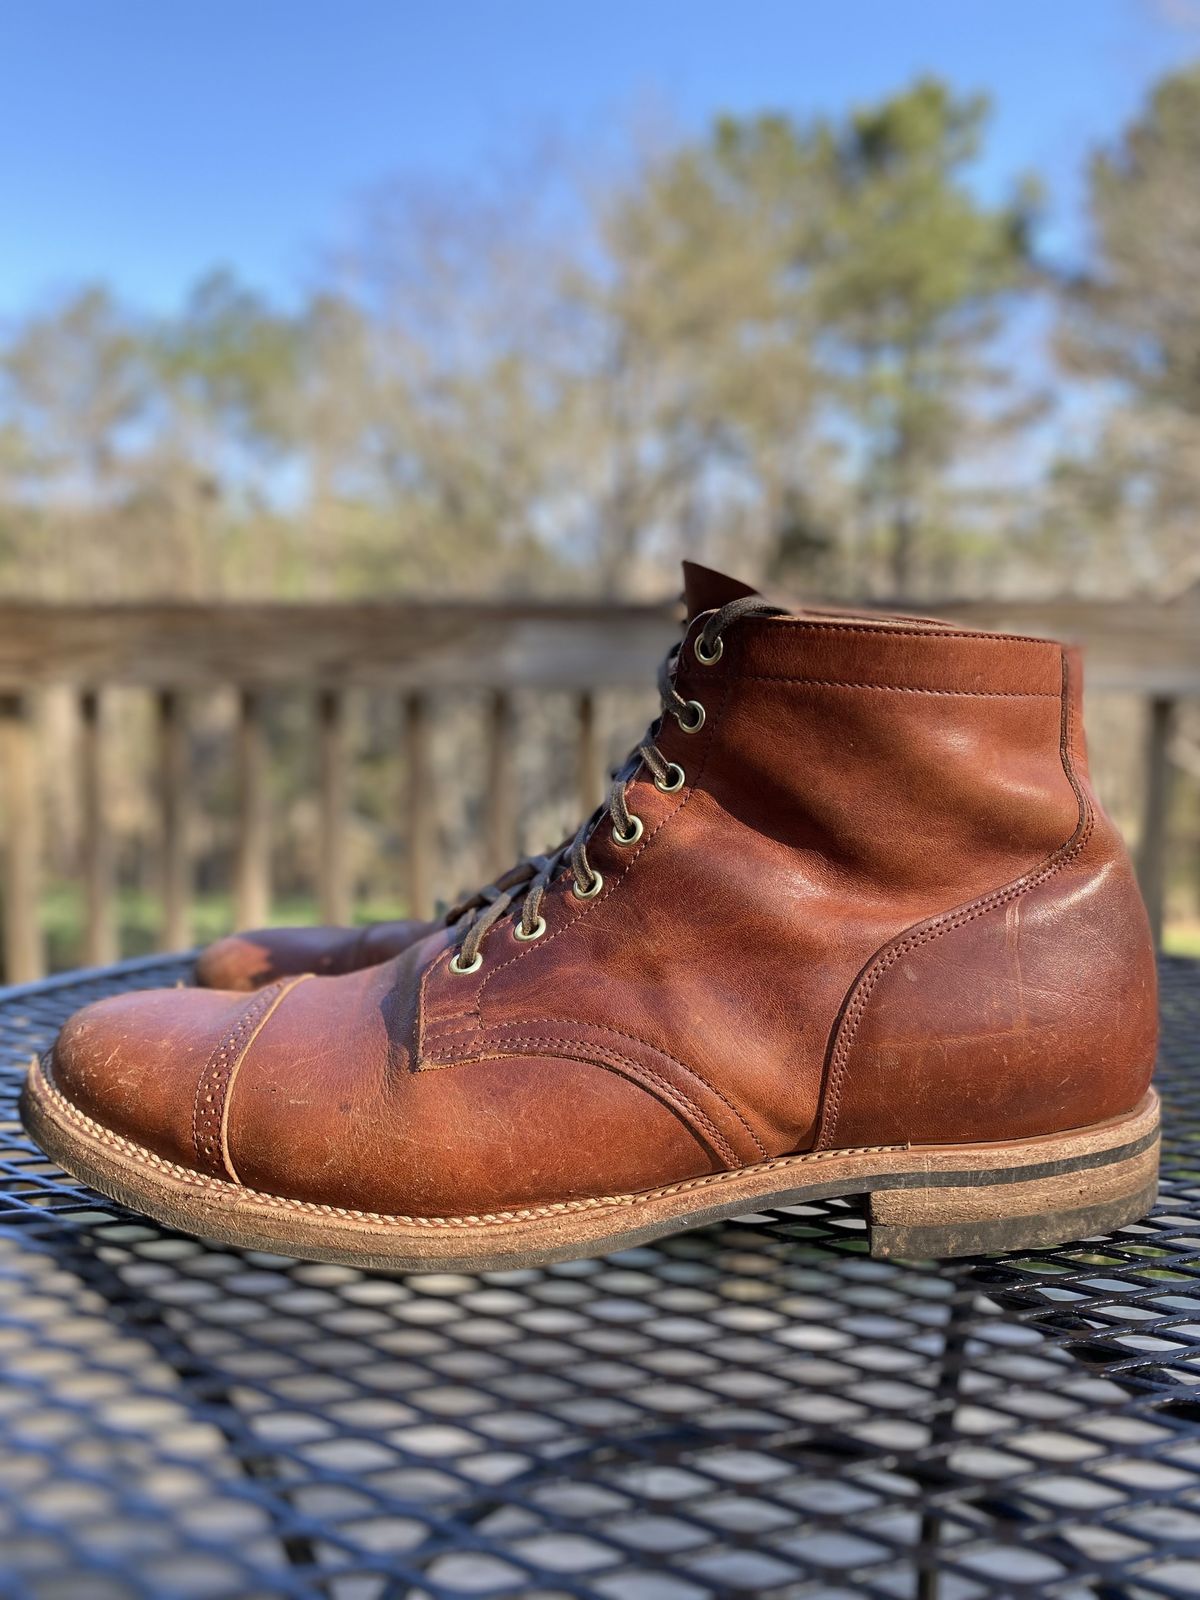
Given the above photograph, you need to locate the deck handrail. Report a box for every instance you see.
[1,593,1196,981]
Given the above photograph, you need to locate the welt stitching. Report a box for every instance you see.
[818,652,1092,1149]
[421,1037,740,1166]
[36,1052,1154,1230]
[36,1054,923,1227]
[426,1016,767,1157]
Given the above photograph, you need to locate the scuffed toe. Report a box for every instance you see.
[50,985,268,1169]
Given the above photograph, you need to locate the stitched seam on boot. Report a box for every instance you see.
[425,1016,768,1160]
[417,671,734,1050]
[436,1024,765,1161]
[190,975,311,1179]
[35,1052,927,1226]
[474,672,735,1006]
[750,620,1059,648]
[816,648,1092,1151]
[34,1053,1154,1228]
[419,1040,740,1167]
[728,678,1059,697]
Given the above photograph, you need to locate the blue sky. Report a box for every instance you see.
[1,0,1198,316]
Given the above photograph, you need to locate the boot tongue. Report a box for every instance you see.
[681,560,761,619]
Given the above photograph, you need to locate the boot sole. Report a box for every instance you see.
[21,1053,1160,1270]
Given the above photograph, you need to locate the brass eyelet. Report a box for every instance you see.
[448,950,483,976]
[513,916,547,942]
[694,633,723,665]
[612,814,644,847]
[572,870,604,900]
[655,763,685,793]
[679,700,706,734]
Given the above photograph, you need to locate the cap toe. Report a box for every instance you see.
[50,985,267,1169]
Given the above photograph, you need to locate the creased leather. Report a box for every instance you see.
[48,569,1159,1219]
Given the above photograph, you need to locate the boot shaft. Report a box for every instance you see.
[694,611,1081,903]
[421,603,1156,1158]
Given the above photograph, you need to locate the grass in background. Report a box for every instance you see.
[40,885,415,973]
[35,884,1200,972]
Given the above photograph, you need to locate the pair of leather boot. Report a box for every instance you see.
[22,564,1159,1268]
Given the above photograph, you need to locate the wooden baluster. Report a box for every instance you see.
[0,692,45,984]
[1137,694,1177,950]
[575,690,605,815]
[157,689,192,952]
[404,691,434,920]
[485,690,517,874]
[80,688,116,967]
[317,688,350,926]
[235,688,270,930]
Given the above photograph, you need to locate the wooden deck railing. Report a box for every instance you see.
[0,593,1196,983]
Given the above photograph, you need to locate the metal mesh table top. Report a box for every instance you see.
[1,956,1197,1600]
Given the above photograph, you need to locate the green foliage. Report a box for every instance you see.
[816,79,1038,589]
[0,69,1193,603]
[2,285,148,488]
[4,69,1200,962]
[1079,66,1200,413]
[1052,64,1200,592]
[153,269,300,447]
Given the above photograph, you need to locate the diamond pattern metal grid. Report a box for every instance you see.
[0,956,1197,1599]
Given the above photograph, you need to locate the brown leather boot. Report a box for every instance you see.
[192,563,761,993]
[24,580,1159,1267]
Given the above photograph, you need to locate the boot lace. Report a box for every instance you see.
[447,594,782,974]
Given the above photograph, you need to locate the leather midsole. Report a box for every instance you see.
[24,1051,1159,1229]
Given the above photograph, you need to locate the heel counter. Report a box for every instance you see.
[820,829,1158,1149]
[819,651,1158,1151]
